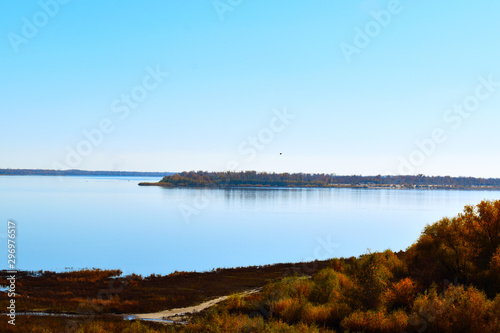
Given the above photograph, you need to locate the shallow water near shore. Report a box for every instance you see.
[1,175,499,276]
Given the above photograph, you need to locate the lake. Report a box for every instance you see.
[1,176,499,276]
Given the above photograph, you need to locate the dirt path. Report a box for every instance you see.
[126,288,261,324]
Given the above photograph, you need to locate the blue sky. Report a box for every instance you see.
[1,0,500,177]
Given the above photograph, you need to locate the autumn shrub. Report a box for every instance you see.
[260,276,312,318]
[382,277,419,311]
[407,200,500,294]
[225,293,247,312]
[301,303,331,326]
[489,294,500,331]
[263,276,312,301]
[350,251,397,310]
[309,268,342,304]
[408,217,476,287]
[271,297,306,323]
[330,257,351,273]
[309,268,354,327]
[187,311,329,333]
[261,320,327,333]
[407,284,498,333]
[340,309,408,333]
[121,321,163,333]
[486,245,500,295]
[460,200,500,271]
[188,311,265,332]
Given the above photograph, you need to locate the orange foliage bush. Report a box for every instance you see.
[407,200,500,295]
[341,309,408,333]
[272,297,304,323]
[225,294,247,312]
[382,277,419,311]
[301,303,331,325]
[407,285,499,333]
[309,268,342,304]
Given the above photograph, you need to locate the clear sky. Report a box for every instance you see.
[1,1,499,177]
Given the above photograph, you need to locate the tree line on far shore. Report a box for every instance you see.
[158,170,500,188]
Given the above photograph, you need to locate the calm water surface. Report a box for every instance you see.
[1,176,499,276]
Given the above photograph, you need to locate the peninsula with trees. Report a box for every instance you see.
[138,171,500,190]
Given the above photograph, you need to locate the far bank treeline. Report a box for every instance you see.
[139,171,500,189]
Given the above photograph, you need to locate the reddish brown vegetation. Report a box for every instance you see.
[0,262,331,315]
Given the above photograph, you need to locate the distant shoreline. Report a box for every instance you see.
[0,168,174,177]
[140,170,500,191]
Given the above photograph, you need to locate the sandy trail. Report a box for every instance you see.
[126,288,261,324]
